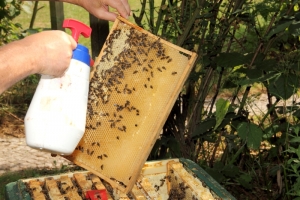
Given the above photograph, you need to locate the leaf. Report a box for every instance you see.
[237,122,263,150]
[237,71,280,86]
[256,59,278,72]
[268,73,299,100]
[216,52,246,68]
[266,20,292,39]
[191,118,216,138]
[214,98,230,130]
[290,137,300,143]
[237,174,253,189]
[289,20,300,36]
[222,164,240,178]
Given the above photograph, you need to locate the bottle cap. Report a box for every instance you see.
[63,19,92,66]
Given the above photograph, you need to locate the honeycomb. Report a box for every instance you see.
[65,16,198,193]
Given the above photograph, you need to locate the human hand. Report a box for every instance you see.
[64,0,131,21]
[22,30,77,77]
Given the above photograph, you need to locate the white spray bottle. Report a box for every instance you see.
[25,19,92,155]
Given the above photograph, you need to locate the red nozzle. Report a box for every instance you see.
[63,19,92,43]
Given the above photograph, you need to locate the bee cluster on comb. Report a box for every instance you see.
[65,16,197,193]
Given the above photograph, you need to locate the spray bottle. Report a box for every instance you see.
[25,19,92,155]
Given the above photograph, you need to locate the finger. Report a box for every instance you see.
[104,0,129,19]
[67,34,77,49]
[121,0,131,16]
[93,9,118,21]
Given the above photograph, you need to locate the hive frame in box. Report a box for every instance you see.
[65,16,198,193]
[5,159,236,199]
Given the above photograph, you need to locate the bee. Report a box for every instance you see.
[154,185,160,191]
[147,77,150,81]
[151,71,154,77]
[142,67,148,72]
[101,165,104,170]
[166,175,171,181]
[97,142,100,147]
[132,87,136,91]
[144,84,147,88]
[129,176,132,180]
[148,64,153,69]
[162,66,166,70]
[96,122,101,127]
[143,58,147,62]
[103,154,108,158]
[117,136,120,140]
[114,113,117,117]
[98,155,102,160]
[133,70,138,74]
[135,124,138,127]
[111,122,116,128]
[160,178,165,186]
[87,149,90,155]
[149,59,154,63]
[90,151,94,156]
[150,85,153,89]
[157,67,162,72]
[92,142,96,146]
[172,71,177,75]
[119,115,123,119]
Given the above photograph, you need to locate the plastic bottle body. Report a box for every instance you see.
[25,59,90,155]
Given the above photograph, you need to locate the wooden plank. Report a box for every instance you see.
[74,173,93,195]
[49,1,64,31]
[89,14,109,59]
[45,178,65,200]
[60,175,82,200]
[28,180,46,200]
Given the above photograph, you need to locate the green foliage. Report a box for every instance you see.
[0,0,23,45]
[237,122,263,150]
[135,0,300,198]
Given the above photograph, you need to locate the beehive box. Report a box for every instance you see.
[5,158,236,200]
[64,16,198,193]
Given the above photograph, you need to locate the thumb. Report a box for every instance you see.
[67,34,77,49]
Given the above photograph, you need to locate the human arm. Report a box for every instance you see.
[25,0,131,22]
[0,31,76,94]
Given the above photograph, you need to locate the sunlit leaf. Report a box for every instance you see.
[214,98,230,130]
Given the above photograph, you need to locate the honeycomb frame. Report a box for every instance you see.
[65,16,198,193]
